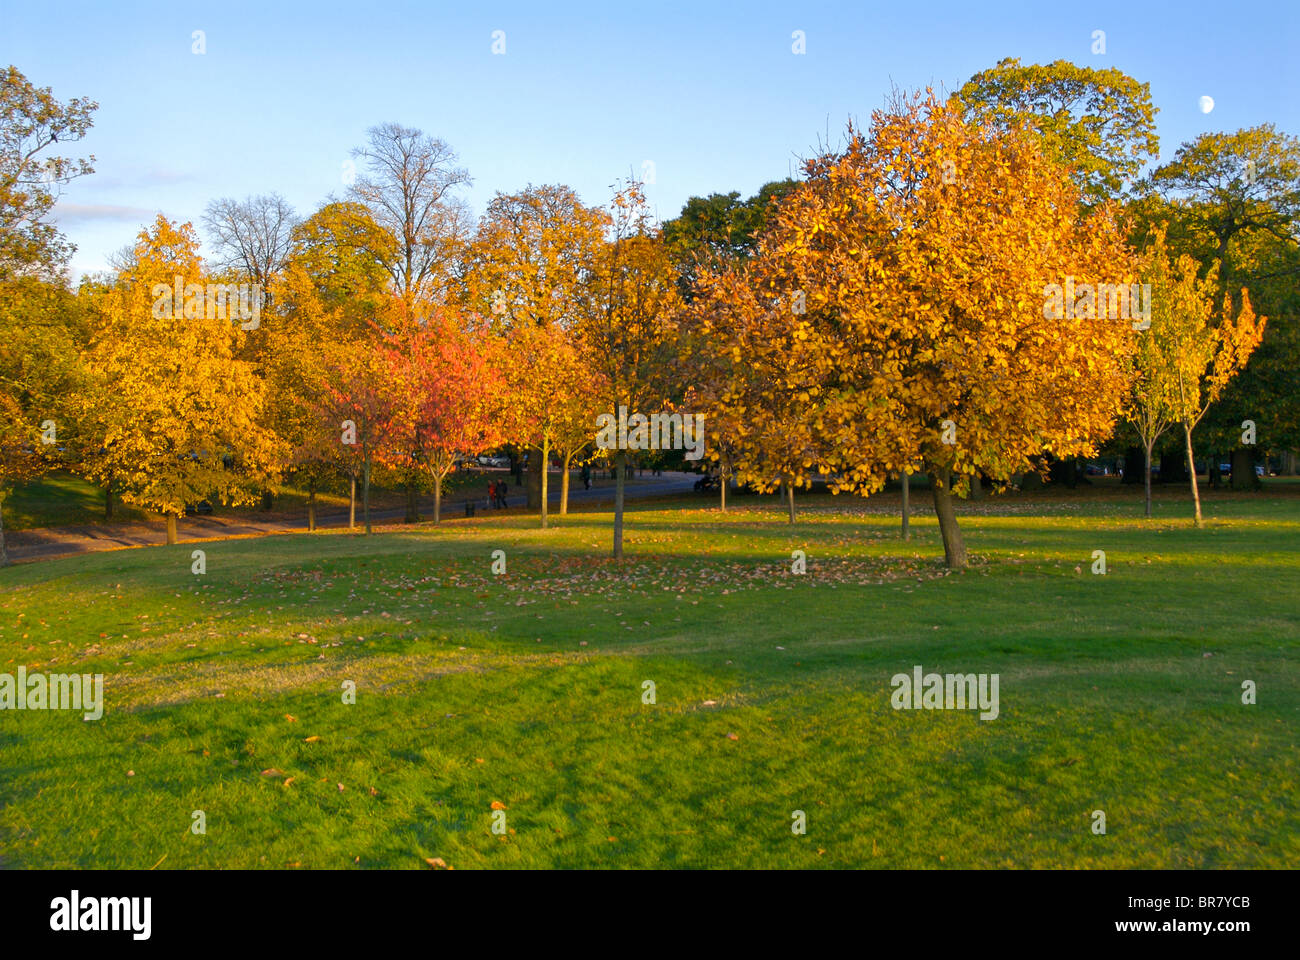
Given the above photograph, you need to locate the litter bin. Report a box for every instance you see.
[465,502,475,517]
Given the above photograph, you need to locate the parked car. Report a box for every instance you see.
[185,500,214,516]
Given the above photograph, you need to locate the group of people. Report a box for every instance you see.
[487,479,509,509]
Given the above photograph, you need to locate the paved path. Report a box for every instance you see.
[5,471,701,564]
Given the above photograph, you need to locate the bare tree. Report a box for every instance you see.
[349,123,471,311]
[202,193,297,289]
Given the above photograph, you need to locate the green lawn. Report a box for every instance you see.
[1,488,1297,869]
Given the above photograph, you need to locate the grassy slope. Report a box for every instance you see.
[0,489,1296,869]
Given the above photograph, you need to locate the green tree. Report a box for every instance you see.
[953,58,1158,203]
[0,65,97,281]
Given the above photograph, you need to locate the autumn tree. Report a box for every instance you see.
[459,184,609,511]
[267,201,397,525]
[699,90,1139,568]
[1126,228,1189,517]
[77,216,278,543]
[313,329,397,535]
[689,270,823,523]
[382,309,504,523]
[0,277,85,562]
[580,181,681,558]
[1155,262,1264,526]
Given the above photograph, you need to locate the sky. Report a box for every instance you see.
[2,0,1297,280]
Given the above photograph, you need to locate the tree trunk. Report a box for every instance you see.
[930,467,967,569]
[0,498,8,567]
[720,465,728,513]
[307,487,317,532]
[1143,441,1154,519]
[969,472,984,500]
[433,473,442,523]
[560,452,572,516]
[166,513,178,545]
[613,449,626,559]
[1122,446,1144,484]
[405,479,419,523]
[1183,422,1202,528]
[526,446,542,509]
[540,436,551,528]
[1230,448,1258,491]
[349,476,356,530]
[786,479,796,524]
[363,456,372,535]
[902,470,911,540]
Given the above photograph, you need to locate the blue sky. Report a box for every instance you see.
[3,0,1296,280]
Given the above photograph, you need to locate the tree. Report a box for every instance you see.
[268,202,397,527]
[313,327,397,535]
[1158,262,1264,526]
[350,123,471,312]
[459,184,609,511]
[690,269,823,523]
[202,193,297,293]
[1126,228,1190,517]
[1138,126,1300,473]
[382,310,505,523]
[953,58,1158,203]
[0,276,89,556]
[580,181,681,558]
[0,65,97,281]
[700,90,1139,568]
[663,180,797,300]
[77,216,278,543]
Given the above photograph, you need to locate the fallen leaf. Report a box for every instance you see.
[425,857,449,869]
[304,735,320,743]
[726,732,739,741]
[490,800,507,810]
[284,714,297,722]
[261,768,285,777]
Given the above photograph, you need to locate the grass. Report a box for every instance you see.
[1,486,1297,869]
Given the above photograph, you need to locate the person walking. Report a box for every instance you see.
[495,480,508,509]
[581,463,591,490]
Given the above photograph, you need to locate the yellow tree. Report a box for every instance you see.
[580,181,682,558]
[700,90,1139,567]
[459,184,609,510]
[1126,227,1195,518]
[1158,259,1264,526]
[78,216,278,543]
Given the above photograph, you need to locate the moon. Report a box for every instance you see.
[1199,95,1215,114]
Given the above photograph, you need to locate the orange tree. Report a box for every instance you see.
[381,308,505,523]
[698,90,1138,568]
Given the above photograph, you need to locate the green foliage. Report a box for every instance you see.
[953,58,1158,203]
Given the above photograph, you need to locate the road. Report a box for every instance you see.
[3,471,702,564]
